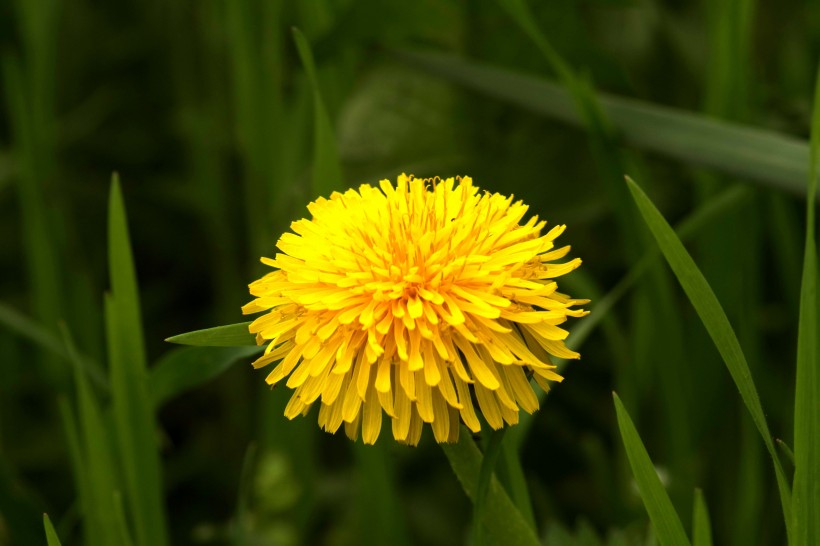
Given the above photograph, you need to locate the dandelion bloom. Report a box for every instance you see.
[243,174,588,445]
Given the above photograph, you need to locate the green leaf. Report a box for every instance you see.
[394,50,816,202]
[352,442,411,546]
[113,491,136,546]
[107,175,168,546]
[61,323,121,546]
[43,514,62,546]
[612,393,690,546]
[165,322,255,346]
[692,489,713,546]
[777,439,796,466]
[625,176,793,541]
[792,63,820,546]
[473,429,509,546]
[149,346,262,408]
[515,184,751,447]
[292,26,343,196]
[441,430,541,546]
[498,439,536,529]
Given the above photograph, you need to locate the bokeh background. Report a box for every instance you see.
[2,1,819,545]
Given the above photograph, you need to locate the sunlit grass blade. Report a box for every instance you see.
[292,27,343,196]
[107,175,168,546]
[165,322,255,346]
[792,63,820,546]
[150,346,262,408]
[692,489,713,546]
[625,176,793,542]
[60,323,120,546]
[43,514,62,546]
[613,393,690,546]
[394,50,815,201]
[441,430,540,546]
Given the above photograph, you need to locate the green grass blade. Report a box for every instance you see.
[150,346,262,408]
[292,27,343,196]
[498,439,536,530]
[625,176,793,541]
[394,50,816,202]
[441,430,541,546]
[43,514,63,546]
[612,393,690,546]
[692,489,713,546]
[515,185,751,447]
[165,322,255,346]
[792,63,820,546]
[56,398,88,542]
[473,429,509,546]
[60,323,120,546]
[107,174,168,546]
[777,439,796,466]
[113,491,136,546]
[352,442,410,546]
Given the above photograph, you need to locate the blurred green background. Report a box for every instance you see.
[2,0,819,545]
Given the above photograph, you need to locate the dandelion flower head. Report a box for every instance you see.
[243,174,588,445]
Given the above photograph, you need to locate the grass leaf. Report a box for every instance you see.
[441,430,541,546]
[792,62,820,546]
[60,323,121,546]
[43,514,63,546]
[473,429,509,546]
[352,442,411,546]
[625,176,793,541]
[692,489,713,546]
[150,345,262,408]
[613,393,691,546]
[394,50,815,202]
[165,322,255,346]
[292,27,343,196]
[107,175,168,546]
[113,491,136,546]
[777,439,796,466]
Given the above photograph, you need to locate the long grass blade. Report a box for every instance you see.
[625,176,793,541]
[43,514,63,546]
[107,175,168,546]
[473,429,509,546]
[613,393,691,546]
[692,489,713,546]
[352,442,410,546]
[292,27,343,196]
[792,63,820,546]
[150,346,262,408]
[60,323,120,546]
[394,50,816,202]
[441,430,541,546]
[113,491,136,546]
[165,322,255,346]
[515,185,751,446]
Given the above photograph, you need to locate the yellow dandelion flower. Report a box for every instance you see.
[243,174,588,445]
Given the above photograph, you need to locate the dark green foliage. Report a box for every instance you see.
[0,1,817,545]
